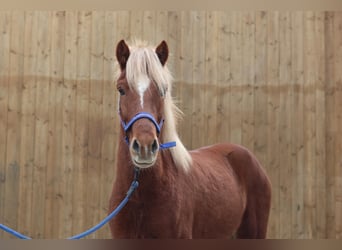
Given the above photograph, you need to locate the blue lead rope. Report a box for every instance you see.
[159,141,176,149]
[0,168,140,240]
[1,112,176,239]
[0,224,31,239]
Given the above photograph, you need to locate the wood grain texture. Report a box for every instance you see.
[291,11,305,239]
[0,11,11,238]
[18,11,38,237]
[266,11,280,238]
[334,11,342,239]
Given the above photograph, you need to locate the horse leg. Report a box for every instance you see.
[226,145,271,239]
[236,181,271,239]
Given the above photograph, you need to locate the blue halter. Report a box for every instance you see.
[120,112,176,149]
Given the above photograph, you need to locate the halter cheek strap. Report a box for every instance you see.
[120,112,176,150]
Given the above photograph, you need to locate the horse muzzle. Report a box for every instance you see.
[130,137,159,168]
[120,111,176,168]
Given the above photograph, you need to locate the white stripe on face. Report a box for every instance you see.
[137,75,150,108]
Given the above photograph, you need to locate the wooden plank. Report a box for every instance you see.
[167,11,180,87]
[241,11,255,151]
[313,11,326,239]
[229,11,242,145]
[178,11,193,148]
[278,11,293,239]
[31,11,52,238]
[204,11,219,145]
[216,11,231,143]
[254,11,268,171]
[191,11,206,148]
[0,11,11,238]
[18,10,38,237]
[155,11,168,44]
[334,11,342,239]
[142,10,156,43]
[98,11,117,239]
[291,11,305,239]
[266,11,280,239]
[303,11,317,239]
[129,10,142,41]
[87,10,105,239]
[57,11,77,238]
[72,10,91,237]
[44,10,65,238]
[324,11,336,239]
[4,10,25,238]
[116,11,130,42]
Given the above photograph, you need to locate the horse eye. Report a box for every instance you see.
[160,86,168,97]
[118,87,125,96]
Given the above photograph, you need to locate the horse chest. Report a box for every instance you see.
[121,197,184,238]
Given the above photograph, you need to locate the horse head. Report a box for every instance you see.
[116,40,172,169]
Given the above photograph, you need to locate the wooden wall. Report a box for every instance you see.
[0,11,341,239]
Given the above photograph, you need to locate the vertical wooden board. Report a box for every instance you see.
[241,11,255,151]
[229,12,242,145]
[334,11,342,239]
[155,11,168,44]
[3,10,25,238]
[59,11,77,238]
[278,12,293,239]
[129,10,143,41]
[303,11,317,238]
[72,10,91,237]
[266,11,280,238]
[18,11,38,236]
[291,11,305,239]
[167,11,178,81]
[178,11,193,148]
[0,11,10,238]
[324,11,336,239]
[205,11,219,145]
[87,10,105,239]
[216,12,231,143]
[31,11,52,238]
[313,11,326,239]
[142,11,156,43]
[191,11,206,148]
[167,11,180,101]
[45,10,65,238]
[254,11,268,167]
[116,11,130,42]
[99,11,117,239]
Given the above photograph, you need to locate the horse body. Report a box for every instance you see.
[109,140,271,238]
[109,39,271,238]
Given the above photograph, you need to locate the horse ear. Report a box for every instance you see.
[156,40,169,66]
[116,40,130,70]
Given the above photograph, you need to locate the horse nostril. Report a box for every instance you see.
[151,139,159,154]
[132,139,140,154]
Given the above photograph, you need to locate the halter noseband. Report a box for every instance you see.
[120,112,176,150]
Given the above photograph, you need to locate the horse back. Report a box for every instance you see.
[190,142,270,189]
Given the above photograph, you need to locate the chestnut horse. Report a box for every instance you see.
[109,40,271,239]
